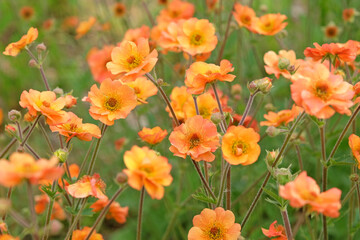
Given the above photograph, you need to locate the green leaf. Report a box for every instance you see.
[191,192,216,204]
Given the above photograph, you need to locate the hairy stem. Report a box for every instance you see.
[281,208,293,240]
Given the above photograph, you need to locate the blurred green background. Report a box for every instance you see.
[1,0,360,239]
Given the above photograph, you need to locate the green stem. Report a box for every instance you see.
[78,140,95,179]
[319,124,327,240]
[64,198,88,240]
[191,160,217,200]
[281,208,293,240]
[86,124,107,175]
[137,187,145,240]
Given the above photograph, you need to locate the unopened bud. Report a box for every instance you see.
[264,103,276,112]
[5,124,17,137]
[278,58,290,70]
[211,112,224,125]
[54,149,68,163]
[275,168,292,185]
[8,110,21,122]
[157,78,164,85]
[53,87,64,96]
[248,77,272,94]
[49,220,63,236]
[350,174,359,182]
[116,172,128,184]
[260,4,268,13]
[287,65,296,73]
[36,43,47,52]
[65,95,77,108]
[247,81,258,94]
[265,150,279,167]
[231,84,242,95]
[266,126,281,137]
[28,59,38,68]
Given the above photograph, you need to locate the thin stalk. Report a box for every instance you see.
[86,124,107,175]
[64,198,88,240]
[137,187,145,240]
[141,1,155,26]
[27,181,39,240]
[78,140,95,179]
[15,121,23,140]
[58,134,64,149]
[25,144,41,159]
[241,112,305,229]
[226,168,231,210]
[356,182,360,217]
[211,83,227,133]
[232,171,267,205]
[2,187,12,221]
[19,115,41,148]
[0,126,30,158]
[25,47,50,91]
[281,208,293,240]
[192,160,217,200]
[85,185,128,240]
[216,163,231,207]
[238,92,258,126]
[342,184,357,205]
[8,209,31,228]
[193,96,200,115]
[294,144,303,171]
[38,122,55,152]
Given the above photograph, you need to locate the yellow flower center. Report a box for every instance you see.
[207,225,224,240]
[199,107,212,119]
[126,54,142,70]
[242,15,252,25]
[190,32,204,46]
[133,87,141,95]
[104,97,120,111]
[314,82,331,101]
[42,101,51,108]
[68,123,79,132]
[232,140,249,156]
[189,134,201,149]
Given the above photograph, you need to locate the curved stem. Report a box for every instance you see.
[137,187,146,240]
[19,115,41,148]
[25,47,51,91]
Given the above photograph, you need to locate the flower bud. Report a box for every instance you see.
[266,126,281,137]
[278,58,290,70]
[264,103,276,112]
[275,168,292,185]
[54,149,68,163]
[115,172,128,184]
[350,174,359,182]
[65,95,77,108]
[260,4,268,13]
[247,81,258,94]
[248,77,272,94]
[211,112,224,125]
[231,84,242,95]
[8,110,21,122]
[49,220,63,236]
[5,124,17,137]
[287,64,296,73]
[157,78,164,85]
[53,87,64,96]
[28,59,38,68]
[36,43,47,52]
[265,150,279,167]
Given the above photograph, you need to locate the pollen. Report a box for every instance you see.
[104,97,120,111]
[189,134,201,149]
[125,55,142,70]
[190,32,204,46]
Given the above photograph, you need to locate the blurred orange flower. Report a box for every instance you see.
[158,21,184,52]
[35,194,66,220]
[304,42,357,63]
[290,62,354,119]
[76,17,96,39]
[349,134,360,168]
[87,45,120,83]
[106,38,158,82]
[62,16,79,30]
[183,92,218,120]
[66,173,107,200]
[188,207,241,240]
[19,6,34,20]
[323,22,340,39]
[157,0,195,24]
[177,18,218,56]
[125,76,158,104]
[3,27,38,56]
[264,50,298,79]
[262,220,287,240]
[0,152,64,187]
[185,60,235,94]
[233,3,257,32]
[19,89,69,126]
[58,163,80,188]
[252,13,288,36]
[87,79,137,125]
[113,3,126,17]
[114,138,126,151]
[279,171,341,218]
[123,146,172,199]
[206,0,218,10]
[0,108,3,125]
[260,105,303,127]
[169,115,220,162]
[43,19,55,30]
[230,114,259,132]
[91,199,129,224]
[0,235,19,240]
[50,112,101,142]
[64,95,77,108]
[123,25,150,44]
[343,8,359,22]
[138,126,168,145]
[222,125,261,165]
[71,227,103,240]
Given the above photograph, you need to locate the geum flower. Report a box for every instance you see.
[91,199,129,224]
[75,17,96,39]
[157,0,195,24]
[263,50,298,79]
[123,146,172,199]
[222,125,261,165]
[262,220,287,240]
[125,76,158,104]
[66,174,107,200]
[260,105,303,127]
[0,152,64,187]
[232,3,257,32]
[138,126,168,145]
[304,42,357,63]
[3,27,38,56]
[290,62,354,119]
[19,89,70,126]
[183,92,220,120]
[169,115,220,162]
[86,78,137,125]
[106,38,158,82]
[177,18,218,56]
[188,207,241,240]
[252,13,288,36]
[71,227,103,240]
[35,194,66,220]
[122,25,150,44]
[279,171,341,218]
[50,112,101,142]
[349,134,360,169]
[185,60,236,94]
[166,86,193,123]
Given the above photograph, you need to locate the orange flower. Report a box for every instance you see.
[76,17,96,39]
[252,13,288,36]
[167,86,193,123]
[230,114,259,132]
[343,8,359,22]
[123,25,150,44]
[125,76,158,104]
[43,19,55,30]
[323,22,340,39]
[113,3,126,17]
[206,0,218,10]
[183,92,218,120]
[0,108,3,125]
[91,199,129,224]
[50,112,101,142]
[157,0,195,24]
[35,194,66,220]
[290,62,354,119]
[260,105,303,127]
[233,3,257,32]
[169,115,220,162]
[71,227,103,240]
[19,6,34,20]
[264,50,298,79]
[262,221,287,240]
[86,79,137,125]
[188,207,241,240]
[0,152,64,187]
[123,146,172,199]
[64,95,77,108]
[349,134,360,168]
[222,125,261,165]
[138,126,168,145]
[106,38,158,82]
[87,45,120,83]
[62,16,79,30]
[158,21,184,52]
[177,18,218,56]
[304,42,357,63]
[58,163,80,188]
[279,171,341,218]
[0,235,19,240]
[3,27,38,56]
[185,60,236,94]
[19,89,69,126]
[66,173,107,200]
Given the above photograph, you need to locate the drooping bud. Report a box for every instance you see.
[265,150,279,167]
[248,77,272,94]
[36,43,47,52]
[115,172,128,184]
[350,174,359,182]
[28,59,39,68]
[266,126,281,137]
[8,110,21,122]
[54,149,69,163]
[287,64,296,73]
[278,58,290,70]
[49,220,63,236]
[211,112,224,125]
[53,87,64,96]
